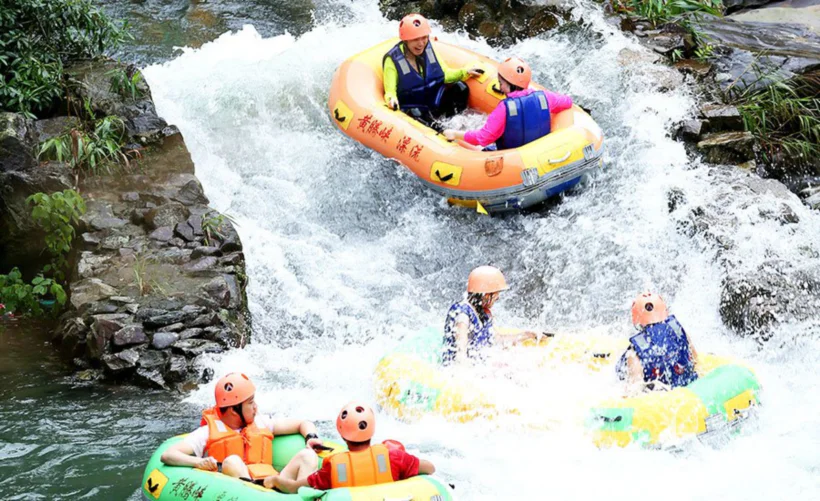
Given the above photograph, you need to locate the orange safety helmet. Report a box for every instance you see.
[337,401,376,443]
[631,292,669,328]
[399,13,431,41]
[498,57,532,89]
[215,372,256,408]
[467,265,509,294]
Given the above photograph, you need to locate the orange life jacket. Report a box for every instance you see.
[328,444,394,488]
[201,406,277,479]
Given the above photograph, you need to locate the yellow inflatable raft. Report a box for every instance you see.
[374,327,761,448]
[328,39,605,213]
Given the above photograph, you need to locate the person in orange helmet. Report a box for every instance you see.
[160,373,323,485]
[616,292,700,394]
[442,265,541,365]
[443,57,574,150]
[265,402,436,492]
[383,13,483,126]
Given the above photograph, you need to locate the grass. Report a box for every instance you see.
[737,72,820,168]
[612,0,723,27]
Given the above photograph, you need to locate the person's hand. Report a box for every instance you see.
[263,474,280,489]
[387,97,399,110]
[194,457,218,471]
[306,438,323,450]
[443,129,458,141]
[523,331,542,343]
[467,68,484,78]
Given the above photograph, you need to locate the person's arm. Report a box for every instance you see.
[383,58,399,109]
[493,329,539,346]
[418,459,435,475]
[445,103,506,146]
[160,441,217,471]
[454,320,470,363]
[273,418,318,440]
[544,90,573,114]
[438,50,481,83]
[625,351,645,396]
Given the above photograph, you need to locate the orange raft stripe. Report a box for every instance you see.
[328,38,604,196]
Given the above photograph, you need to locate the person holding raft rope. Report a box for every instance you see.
[442,265,545,365]
[443,57,573,150]
[383,13,484,127]
[160,373,323,485]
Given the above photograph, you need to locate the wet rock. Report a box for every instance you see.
[458,2,491,30]
[81,233,102,249]
[77,252,112,279]
[155,247,193,264]
[178,328,204,340]
[188,312,219,328]
[34,116,81,143]
[59,330,86,361]
[163,322,185,332]
[137,349,169,370]
[75,369,102,382]
[121,192,140,202]
[203,276,231,308]
[699,104,744,132]
[82,201,128,231]
[203,327,235,347]
[135,368,167,389]
[167,355,188,382]
[694,16,820,95]
[145,310,190,328]
[477,20,502,40]
[152,332,179,350]
[0,112,37,173]
[805,192,820,210]
[527,9,560,37]
[646,32,686,55]
[617,48,662,67]
[676,120,704,141]
[723,0,778,15]
[697,132,755,164]
[101,234,130,251]
[70,279,118,310]
[130,208,149,225]
[135,308,167,323]
[188,215,204,236]
[183,256,218,273]
[113,324,147,347]
[145,202,189,230]
[110,296,136,304]
[191,246,220,259]
[81,301,119,315]
[149,226,174,242]
[673,59,712,77]
[175,221,195,242]
[667,188,687,213]
[172,338,224,356]
[172,179,208,206]
[102,348,140,373]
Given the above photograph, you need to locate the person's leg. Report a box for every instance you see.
[278,448,319,481]
[435,82,470,118]
[221,455,251,479]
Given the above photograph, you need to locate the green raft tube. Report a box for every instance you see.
[141,434,454,501]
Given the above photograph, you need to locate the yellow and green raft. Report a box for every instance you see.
[374,327,762,448]
[141,434,453,500]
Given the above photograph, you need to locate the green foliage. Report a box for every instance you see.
[738,74,820,167]
[613,0,723,26]
[202,212,237,246]
[0,267,66,316]
[38,114,132,175]
[27,190,87,281]
[0,0,128,117]
[694,43,715,61]
[108,66,146,101]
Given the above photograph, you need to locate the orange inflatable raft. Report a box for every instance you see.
[328,38,605,213]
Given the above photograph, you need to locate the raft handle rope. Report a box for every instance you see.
[548,151,571,164]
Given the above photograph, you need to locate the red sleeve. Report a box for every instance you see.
[389,448,420,480]
[307,460,333,490]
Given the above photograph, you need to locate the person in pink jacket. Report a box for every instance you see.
[443,57,573,150]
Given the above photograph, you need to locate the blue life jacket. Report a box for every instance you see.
[442,300,494,365]
[384,42,446,111]
[496,91,552,150]
[628,315,698,388]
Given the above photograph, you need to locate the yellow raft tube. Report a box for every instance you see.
[374,327,761,449]
[328,39,605,213]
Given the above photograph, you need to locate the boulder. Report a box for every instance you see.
[135,368,168,389]
[697,132,755,164]
[70,279,118,310]
[113,324,147,347]
[145,202,189,230]
[0,112,37,173]
[149,226,174,242]
[34,116,81,143]
[151,332,179,350]
[172,338,224,356]
[102,348,140,373]
[699,104,744,132]
[167,355,189,382]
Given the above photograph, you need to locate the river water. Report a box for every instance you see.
[2,0,819,499]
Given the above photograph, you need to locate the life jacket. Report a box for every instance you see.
[384,42,446,111]
[629,315,698,388]
[201,407,277,479]
[442,300,494,365]
[496,90,552,150]
[328,444,394,488]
